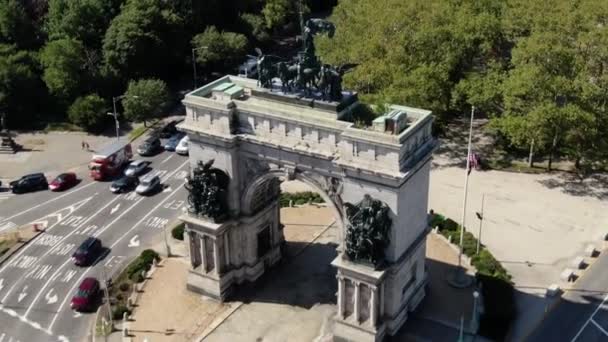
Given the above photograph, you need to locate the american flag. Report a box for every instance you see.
[467,152,479,175]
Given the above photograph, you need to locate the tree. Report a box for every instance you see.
[0,0,37,49]
[45,0,114,49]
[192,26,248,71]
[0,44,46,128]
[122,79,169,126]
[262,0,290,30]
[40,38,86,101]
[67,94,107,131]
[102,0,184,81]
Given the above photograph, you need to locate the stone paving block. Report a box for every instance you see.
[545,284,560,297]
[560,268,574,282]
[571,256,585,269]
[586,244,597,257]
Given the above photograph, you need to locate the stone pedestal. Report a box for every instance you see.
[0,131,18,154]
[332,256,388,342]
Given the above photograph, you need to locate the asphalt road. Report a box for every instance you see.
[0,148,189,342]
[527,252,608,342]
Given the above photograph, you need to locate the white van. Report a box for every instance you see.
[175,135,189,155]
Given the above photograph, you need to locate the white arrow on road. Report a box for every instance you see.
[128,235,140,248]
[73,311,82,318]
[18,286,28,302]
[163,186,172,193]
[110,204,121,215]
[45,288,58,304]
[58,335,69,342]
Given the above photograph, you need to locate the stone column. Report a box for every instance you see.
[379,282,384,317]
[370,285,378,327]
[337,275,345,319]
[200,234,207,272]
[213,237,221,275]
[224,231,230,266]
[354,281,361,324]
[189,231,196,268]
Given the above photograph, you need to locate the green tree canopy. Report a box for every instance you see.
[102,0,184,81]
[0,44,45,128]
[45,0,114,49]
[122,79,169,126]
[67,93,107,131]
[192,26,248,71]
[40,38,86,101]
[0,0,37,49]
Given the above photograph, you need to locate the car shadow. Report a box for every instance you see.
[90,247,112,267]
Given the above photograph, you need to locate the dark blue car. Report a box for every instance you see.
[164,133,184,151]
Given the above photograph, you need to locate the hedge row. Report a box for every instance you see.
[172,223,185,240]
[430,213,516,341]
[126,249,160,282]
[279,192,325,208]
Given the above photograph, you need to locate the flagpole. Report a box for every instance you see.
[458,106,475,269]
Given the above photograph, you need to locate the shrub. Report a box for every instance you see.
[443,218,459,231]
[112,305,130,320]
[473,249,510,281]
[476,273,516,340]
[140,249,160,265]
[67,94,108,132]
[116,293,123,301]
[119,283,130,292]
[279,192,325,207]
[429,213,445,229]
[126,249,159,280]
[172,223,185,240]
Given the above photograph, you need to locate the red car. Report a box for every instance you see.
[71,277,100,312]
[49,173,77,191]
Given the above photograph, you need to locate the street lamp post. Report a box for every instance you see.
[192,46,208,89]
[162,223,171,257]
[471,290,480,333]
[109,95,139,139]
[101,266,113,322]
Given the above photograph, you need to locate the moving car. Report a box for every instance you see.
[49,172,77,191]
[72,237,102,266]
[9,173,48,194]
[175,135,189,155]
[137,136,162,156]
[110,176,139,193]
[136,175,161,195]
[163,133,184,151]
[124,160,147,177]
[71,277,100,312]
[159,119,183,139]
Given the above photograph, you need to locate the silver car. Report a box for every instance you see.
[135,175,161,195]
[124,160,147,177]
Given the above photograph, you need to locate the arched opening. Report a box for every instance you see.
[232,171,344,338]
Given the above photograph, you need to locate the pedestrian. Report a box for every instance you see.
[81,141,85,150]
[85,142,90,151]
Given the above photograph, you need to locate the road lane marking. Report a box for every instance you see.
[110,204,120,215]
[17,286,28,303]
[26,161,189,325]
[144,216,169,229]
[47,170,186,332]
[45,289,58,305]
[128,235,140,248]
[0,181,97,223]
[0,279,3,292]
[0,221,17,233]
[161,155,173,164]
[571,292,608,341]
[162,186,172,193]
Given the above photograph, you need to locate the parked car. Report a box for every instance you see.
[110,176,139,193]
[159,119,183,139]
[136,175,161,195]
[164,133,184,151]
[70,277,100,312]
[49,172,77,191]
[124,160,147,177]
[72,237,102,266]
[175,135,189,155]
[137,136,162,156]
[9,173,48,194]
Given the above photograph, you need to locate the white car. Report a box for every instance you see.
[135,175,161,195]
[175,136,189,155]
[124,160,147,177]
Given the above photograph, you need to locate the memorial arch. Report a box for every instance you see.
[178,75,436,342]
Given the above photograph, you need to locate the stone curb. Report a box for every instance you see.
[0,227,43,267]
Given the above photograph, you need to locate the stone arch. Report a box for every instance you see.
[241,168,346,249]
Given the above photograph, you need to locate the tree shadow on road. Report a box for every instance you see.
[537,172,608,200]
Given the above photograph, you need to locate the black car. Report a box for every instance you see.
[137,136,162,156]
[9,173,48,194]
[110,176,139,193]
[72,237,102,266]
[159,120,183,139]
